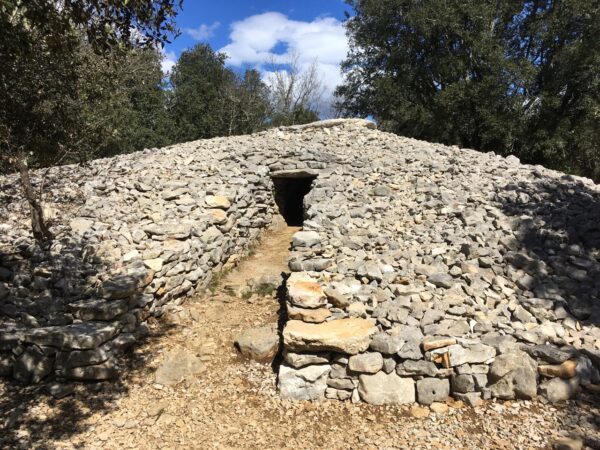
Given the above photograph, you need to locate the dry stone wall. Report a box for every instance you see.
[0,122,344,384]
[1,119,600,408]
[276,121,600,406]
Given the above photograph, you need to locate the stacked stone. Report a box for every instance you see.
[277,122,600,405]
[0,136,281,383]
[1,117,600,403]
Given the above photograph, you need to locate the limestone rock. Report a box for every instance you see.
[283,350,330,368]
[358,372,415,405]
[283,318,377,355]
[205,195,230,209]
[489,351,538,399]
[539,377,580,403]
[287,305,331,323]
[278,363,330,401]
[348,352,383,374]
[287,272,326,309]
[155,349,205,386]
[234,324,279,362]
[416,378,450,405]
[292,231,321,248]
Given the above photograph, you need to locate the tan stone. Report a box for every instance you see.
[410,405,430,419]
[287,272,326,309]
[287,305,331,323]
[430,402,449,414]
[144,258,164,272]
[422,337,457,351]
[210,209,227,224]
[205,195,230,209]
[538,360,578,379]
[283,318,377,355]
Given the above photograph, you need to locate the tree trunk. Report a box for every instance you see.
[16,156,52,244]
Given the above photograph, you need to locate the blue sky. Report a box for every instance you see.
[162,1,351,101]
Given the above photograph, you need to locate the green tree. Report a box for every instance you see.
[169,44,231,140]
[79,47,175,160]
[336,0,600,179]
[0,0,181,243]
[169,44,270,139]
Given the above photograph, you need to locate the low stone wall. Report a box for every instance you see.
[278,124,600,405]
[0,119,374,385]
[0,137,285,382]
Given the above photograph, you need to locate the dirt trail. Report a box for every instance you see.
[0,225,596,450]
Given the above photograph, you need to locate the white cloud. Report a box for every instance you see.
[218,12,348,110]
[185,21,221,41]
[161,50,177,74]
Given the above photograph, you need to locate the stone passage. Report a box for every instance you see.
[271,171,317,226]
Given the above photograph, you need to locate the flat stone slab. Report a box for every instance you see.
[155,349,205,386]
[283,318,377,355]
[20,322,119,350]
[358,372,415,405]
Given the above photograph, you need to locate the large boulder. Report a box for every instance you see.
[488,351,538,399]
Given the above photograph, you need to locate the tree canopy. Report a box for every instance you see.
[336,0,600,180]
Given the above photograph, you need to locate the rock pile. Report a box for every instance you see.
[276,121,600,405]
[1,118,599,408]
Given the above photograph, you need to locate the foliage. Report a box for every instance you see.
[169,44,271,140]
[0,0,181,242]
[336,0,600,180]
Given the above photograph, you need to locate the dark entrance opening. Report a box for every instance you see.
[271,174,317,226]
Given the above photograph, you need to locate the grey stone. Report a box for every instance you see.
[358,372,415,405]
[451,374,475,393]
[416,378,450,405]
[65,360,117,380]
[234,324,279,362]
[13,348,53,384]
[283,350,330,368]
[348,352,384,374]
[428,273,454,289]
[70,298,129,321]
[46,382,75,399]
[22,323,119,350]
[292,231,321,248]
[278,363,331,401]
[369,332,404,354]
[397,359,438,377]
[453,392,482,407]
[539,377,580,403]
[489,351,538,399]
[522,345,575,364]
[323,287,350,308]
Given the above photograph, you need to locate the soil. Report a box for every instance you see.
[1,225,598,450]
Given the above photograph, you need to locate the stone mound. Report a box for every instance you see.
[0,118,599,407]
